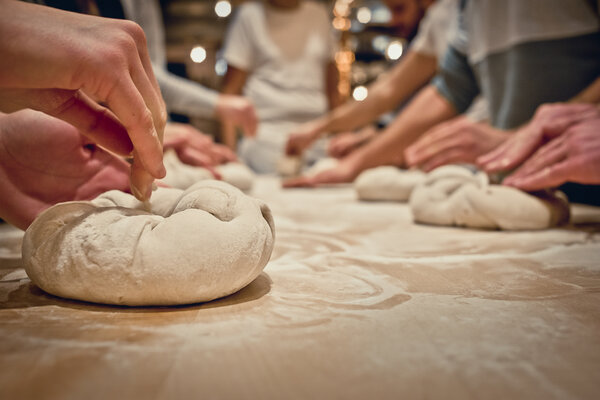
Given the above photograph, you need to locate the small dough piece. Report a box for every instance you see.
[161,149,255,191]
[160,149,213,189]
[22,181,275,306]
[277,156,303,177]
[303,157,339,177]
[409,165,570,230]
[216,163,255,192]
[355,166,427,201]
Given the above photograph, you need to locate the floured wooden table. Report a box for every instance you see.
[2,177,600,400]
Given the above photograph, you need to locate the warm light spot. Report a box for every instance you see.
[352,86,368,101]
[215,1,232,18]
[356,7,372,24]
[190,46,207,63]
[386,41,403,60]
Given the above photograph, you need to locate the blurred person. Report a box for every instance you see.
[285,0,600,205]
[118,0,258,139]
[221,0,340,173]
[284,0,491,158]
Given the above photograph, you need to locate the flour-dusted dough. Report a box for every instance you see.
[160,149,255,191]
[303,157,339,177]
[355,166,427,201]
[409,165,570,230]
[160,149,213,189]
[216,163,255,192]
[22,180,275,306]
[277,155,303,177]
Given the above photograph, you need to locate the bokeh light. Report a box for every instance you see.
[190,46,207,63]
[215,1,232,18]
[352,86,368,101]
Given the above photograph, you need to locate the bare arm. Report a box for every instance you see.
[285,51,438,155]
[283,84,457,186]
[220,65,249,150]
[569,76,600,104]
[325,61,341,110]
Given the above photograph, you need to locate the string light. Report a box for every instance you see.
[356,7,371,24]
[386,41,403,60]
[190,46,207,63]
[215,1,232,18]
[352,86,368,101]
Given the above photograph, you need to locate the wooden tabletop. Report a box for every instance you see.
[2,177,600,400]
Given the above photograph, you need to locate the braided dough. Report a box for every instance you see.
[22,181,275,306]
[355,166,426,201]
[409,165,570,230]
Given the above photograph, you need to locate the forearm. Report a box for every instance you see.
[570,76,600,104]
[345,85,457,171]
[315,51,438,136]
[154,67,219,118]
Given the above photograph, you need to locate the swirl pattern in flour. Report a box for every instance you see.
[409,165,570,230]
[22,181,275,306]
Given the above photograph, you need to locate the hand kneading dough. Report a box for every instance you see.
[22,180,275,306]
[160,149,255,191]
[409,165,570,230]
[355,166,426,201]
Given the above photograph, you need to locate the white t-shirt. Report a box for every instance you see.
[223,1,335,127]
[410,0,458,60]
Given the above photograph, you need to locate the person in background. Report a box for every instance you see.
[285,0,600,205]
[221,0,341,173]
[285,0,491,159]
[118,0,258,143]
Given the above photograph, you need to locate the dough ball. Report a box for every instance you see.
[161,149,255,191]
[160,149,213,189]
[303,157,339,177]
[409,165,570,230]
[277,156,303,177]
[355,166,427,201]
[215,163,255,192]
[22,181,275,306]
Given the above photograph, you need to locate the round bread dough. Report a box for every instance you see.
[355,166,427,201]
[303,157,339,177]
[160,150,255,191]
[22,180,275,306]
[215,163,255,192]
[409,165,570,230]
[160,149,213,189]
[277,155,302,177]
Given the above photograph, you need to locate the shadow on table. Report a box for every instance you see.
[0,272,272,313]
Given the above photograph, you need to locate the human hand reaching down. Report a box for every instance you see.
[215,94,258,138]
[501,117,600,191]
[0,110,131,230]
[478,103,600,173]
[163,122,237,178]
[328,125,377,158]
[282,158,360,188]
[0,0,166,201]
[404,115,510,171]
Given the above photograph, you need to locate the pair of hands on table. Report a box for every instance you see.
[0,0,166,201]
[284,103,600,191]
[479,103,600,190]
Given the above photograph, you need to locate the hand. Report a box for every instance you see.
[282,158,359,188]
[404,116,510,171]
[215,94,258,137]
[163,122,237,167]
[328,126,377,158]
[285,122,322,156]
[0,110,131,230]
[478,103,600,173]
[0,0,166,201]
[502,117,600,191]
